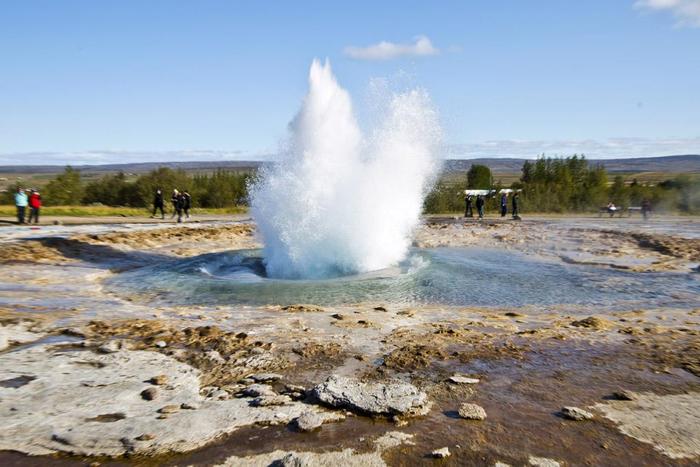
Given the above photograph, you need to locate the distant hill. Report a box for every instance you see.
[0,154,698,176]
[443,154,700,174]
[0,160,265,175]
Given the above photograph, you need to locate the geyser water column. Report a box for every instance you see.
[251,59,442,279]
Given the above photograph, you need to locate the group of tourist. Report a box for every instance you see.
[14,188,42,224]
[152,188,192,223]
[465,192,520,220]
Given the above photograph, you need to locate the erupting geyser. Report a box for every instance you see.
[251,59,442,279]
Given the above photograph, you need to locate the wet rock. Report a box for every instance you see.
[528,456,560,467]
[448,374,480,384]
[158,405,180,414]
[280,304,325,313]
[292,410,345,432]
[458,403,487,420]
[0,321,45,351]
[61,327,86,338]
[431,447,450,458]
[571,316,613,330]
[560,406,594,421]
[242,384,276,398]
[249,373,282,383]
[250,395,292,407]
[271,453,310,467]
[141,388,158,401]
[311,375,430,417]
[611,389,638,401]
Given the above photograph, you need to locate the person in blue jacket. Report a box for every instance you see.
[15,188,28,224]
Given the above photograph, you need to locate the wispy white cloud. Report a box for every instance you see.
[344,35,440,61]
[0,150,275,166]
[635,0,700,27]
[447,137,700,159]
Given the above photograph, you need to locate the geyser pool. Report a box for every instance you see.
[105,247,700,309]
[250,59,441,279]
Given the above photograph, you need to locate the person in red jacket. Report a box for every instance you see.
[28,189,42,224]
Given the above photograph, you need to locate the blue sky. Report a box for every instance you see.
[1,0,699,164]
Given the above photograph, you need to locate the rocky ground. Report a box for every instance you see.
[0,217,699,466]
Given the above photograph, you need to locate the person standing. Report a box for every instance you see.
[175,191,186,223]
[28,189,41,223]
[15,188,28,224]
[465,194,473,218]
[182,190,192,219]
[500,192,508,217]
[476,195,485,219]
[152,189,165,219]
[512,192,520,218]
[170,189,179,218]
[641,199,652,220]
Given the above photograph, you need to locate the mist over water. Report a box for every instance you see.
[251,59,442,279]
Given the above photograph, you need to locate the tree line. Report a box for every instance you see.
[2,156,698,214]
[1,167,251,209]
[424,155,699,214]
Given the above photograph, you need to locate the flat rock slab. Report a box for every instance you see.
[595,392,700,459]
[312,375,430,417]
[0,321,45,351]
[0,344,325,457]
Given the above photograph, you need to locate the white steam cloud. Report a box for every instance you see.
[250,59,442,279]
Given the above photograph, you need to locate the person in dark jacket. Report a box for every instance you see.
[476,195,485,219]
[512,192,520,218]
[182,190,192,219]
[152,189,165,219]
[500,193,508,217]
[28,189,41,224]
[464,194,473,218]
[175,192,186,223]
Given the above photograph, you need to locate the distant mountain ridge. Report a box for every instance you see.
[0,154,698,175]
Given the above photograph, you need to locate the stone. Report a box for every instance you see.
[242,384,276,398]
[249,373,283,383]
[280,304,325,313]
[158,405,180,414]
[0,322,45,351]
[431,447,450,458]
[141,388,158,401]
[611,389,638,401]
[561,406,594,421]
[180,402,199,410]
[458,403,487,420]
[250,395,292,407]
[330,314,344,320]
[311,375,430,417]
[135,433,155,441]
[571,316,613,330]
[294,412,324,432]
[154,340,167,348]
[148,375,168,386]
[448,375,480,384]
[528,456,560,467]
[271,453,311,467]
